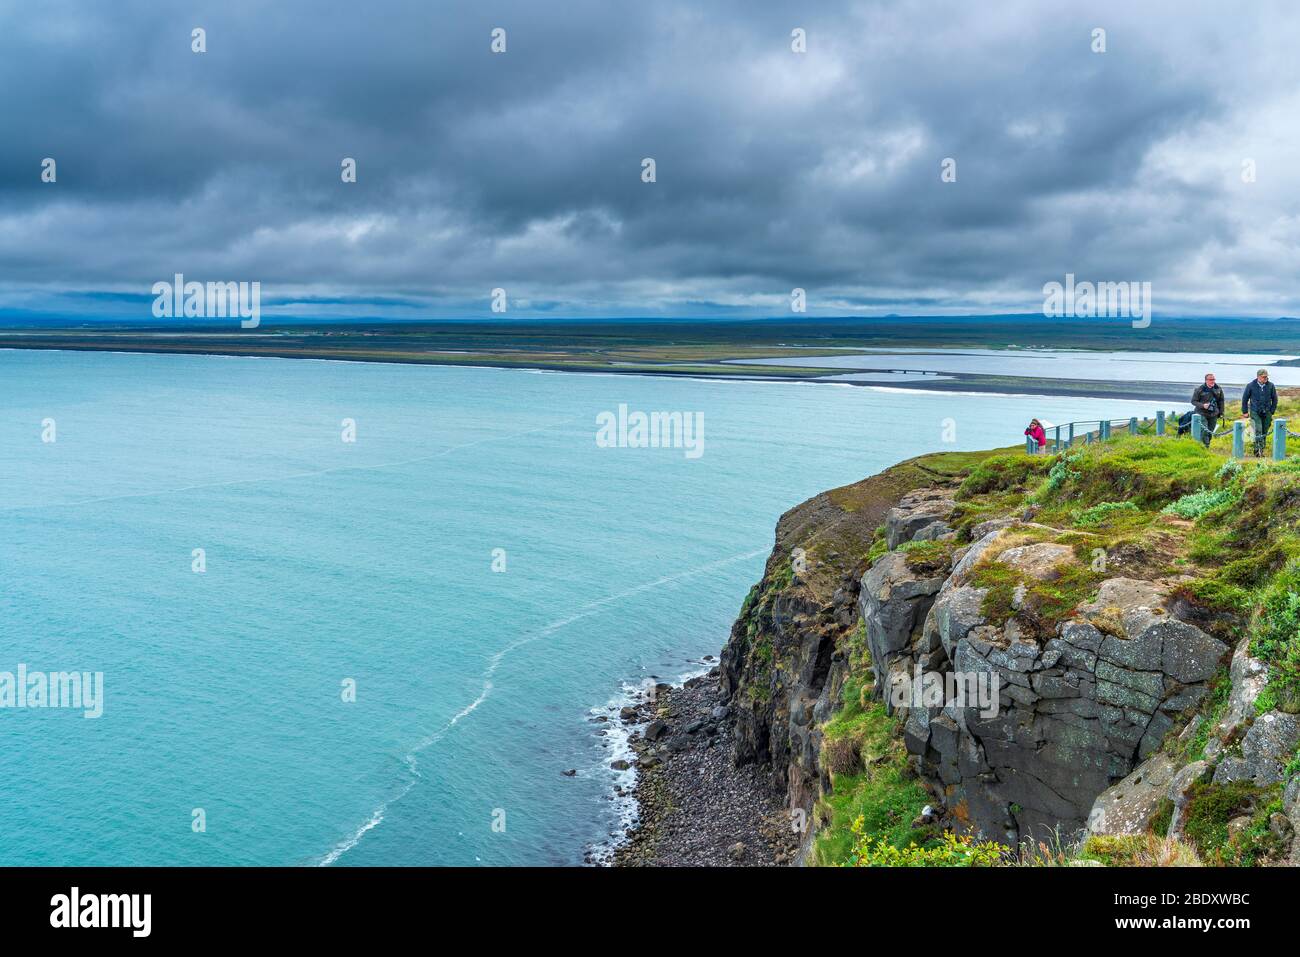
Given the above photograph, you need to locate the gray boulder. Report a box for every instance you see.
[859,551,946,682]
[970,517,1020,541]
[1210,640,1270,758]
[912,520,954,542]
[1087,751,1178,836]
[927,585,989,659]
[996,542,1076,581]
[1238,711,1300,785]
[884,493,956,548]
[1079,578,1166,620]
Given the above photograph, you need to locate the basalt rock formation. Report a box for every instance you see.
[718,449,1300,863]
[860,491,1228,843]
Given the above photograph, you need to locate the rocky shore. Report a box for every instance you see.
[608,668,800,867]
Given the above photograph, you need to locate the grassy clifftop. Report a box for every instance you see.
[743,391,1300,866]
[951,398,1300,714]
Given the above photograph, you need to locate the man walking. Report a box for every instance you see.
[1242,368,1279,457]
[1191,373,1225,447]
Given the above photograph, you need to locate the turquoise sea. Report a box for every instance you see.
[0,349,1158,865]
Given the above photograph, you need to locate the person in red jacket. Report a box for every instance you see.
[1025,418,1047,452]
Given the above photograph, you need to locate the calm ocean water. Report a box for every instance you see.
[0,349,1158,865]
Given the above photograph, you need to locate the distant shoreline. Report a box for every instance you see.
[0,341,1188,402]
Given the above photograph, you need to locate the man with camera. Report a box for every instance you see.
[1191,373,1225,448]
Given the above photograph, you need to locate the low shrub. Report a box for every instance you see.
[1180,780,1284,864]
[1071,500,1140,527]
[1251,567,1300,714]
[845,826,1005,867]
[1162,486,1241,520]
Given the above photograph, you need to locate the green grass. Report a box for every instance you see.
[1071,500,1141,527]
[956,454,1051,499]
[896,538,957,574]
[1250,567,1300,713]
[1181,781,1285,865]
[810,675,932,866]
[1150,798,1175,838]
[1031,437,1223,512]
[865,527,889,567]
[969,558,1104,636]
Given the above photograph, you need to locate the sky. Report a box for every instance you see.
[2,0,1300,322]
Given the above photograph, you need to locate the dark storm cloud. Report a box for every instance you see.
[2,0,1299,318]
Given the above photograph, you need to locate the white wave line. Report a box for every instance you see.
[2,417,582,512]
[318,544,767,865]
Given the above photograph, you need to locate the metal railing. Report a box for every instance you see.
[1024,411,1290,461]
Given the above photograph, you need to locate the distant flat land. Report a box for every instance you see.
[4,316,1300,400]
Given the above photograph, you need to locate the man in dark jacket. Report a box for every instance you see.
[1242,369,1279,456]
[1191,373,1225,447]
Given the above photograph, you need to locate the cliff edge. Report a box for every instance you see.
[720,422,1300,866]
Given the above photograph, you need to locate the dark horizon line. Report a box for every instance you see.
[4,313,1300,329]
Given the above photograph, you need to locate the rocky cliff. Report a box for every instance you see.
[720,436,1300,865]
[862,491,1226,844]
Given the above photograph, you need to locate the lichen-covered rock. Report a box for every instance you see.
[970,517,1020,541]
[884,490,956,548]
[912,520,954,542]
[1236,711,1300,786]
[858,552,945,687]
[996,542,1076,581]
[926,585,989,660]
[1084,633,1273,846]
[1079,577,1165,618]
[1283,776,1300,864]
[1087,752,1178,836]
[868,542,1229,841]
[1287,776,1300,865]
[1205,641,1269,761]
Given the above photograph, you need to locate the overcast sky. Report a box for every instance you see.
[3,0,1300,321]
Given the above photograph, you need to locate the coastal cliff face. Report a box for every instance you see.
[720,432,1300,865]
[860,493,1227,843]
[718,452,994,840]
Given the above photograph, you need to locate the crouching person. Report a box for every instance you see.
[1025,418,1047,453]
